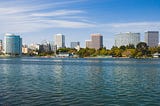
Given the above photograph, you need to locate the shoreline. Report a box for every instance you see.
[0,55,159,59]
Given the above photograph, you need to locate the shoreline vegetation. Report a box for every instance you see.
[0,42,160,58]
[52,42,160,58]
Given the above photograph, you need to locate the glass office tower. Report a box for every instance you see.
[4,33,22,56]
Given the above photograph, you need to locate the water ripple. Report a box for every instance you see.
[0,58,160,105]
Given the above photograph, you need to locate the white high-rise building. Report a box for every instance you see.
[54,34,65,49]
[115,32,140,47]
[145,31,159,47]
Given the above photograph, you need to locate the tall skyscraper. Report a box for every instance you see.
[4,33,22,56]
[86,33,103,50]
[91,33,103,49]
[115,32,140,47]
[70,42,80,48]
[145,31,159,47]
[54,34,65,49]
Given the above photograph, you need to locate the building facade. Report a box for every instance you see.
[54,34,65,49]
[28,43,40,55]
[39,41,51,53]
[115,32,140,47]
[91,33,103,49]
[86,33,103,50]
[0,40,2,52]
[70,42,80,48]
[22,45,28,54]
[85,40,92,48]
[145,31,159,47]
[4,33,22,56]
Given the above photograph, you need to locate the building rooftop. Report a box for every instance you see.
[145,31,159,33]
[5,33,14,36]
[56,33,64,36]
[91,33,102,36]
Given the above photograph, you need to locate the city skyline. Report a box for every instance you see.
[0,31,160,49]
[0,0,160,48]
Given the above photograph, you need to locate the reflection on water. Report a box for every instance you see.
[0,58,160,105]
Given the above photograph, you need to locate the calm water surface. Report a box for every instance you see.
[0,57,160,106]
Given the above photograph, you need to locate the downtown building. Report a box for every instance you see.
[28,43,41,55]
[85,40,92,48]
[22,45,28,54]
[39,41,51,53]
[0,40,2,52]
[70,42,80,48]
[145,31,159,47]
[86,33,103,50]
[115,32,140,47]
[54,34,65,49]
[4,33,22,56]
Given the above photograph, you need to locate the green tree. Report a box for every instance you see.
[149,47,158,54]
[126,44,135,49]
[119,45,126,51]
[111,46,122,57]
[136,42,149,57]
[76,48,96,57]
[157,47,160,53]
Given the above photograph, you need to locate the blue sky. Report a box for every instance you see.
[0,0,160,48]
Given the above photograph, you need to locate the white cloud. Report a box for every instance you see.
[0,0,94,33]
[31,10,85,17]
[46,20,95,28]
[109,22,160,29]
[0,0,159,39]
[99,22,160,34]
[0,0,84,14]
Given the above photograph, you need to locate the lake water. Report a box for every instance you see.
[0,57,160,105]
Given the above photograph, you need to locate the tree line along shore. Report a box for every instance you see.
[1,42,159,58]
[33,42,160,58]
